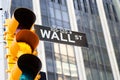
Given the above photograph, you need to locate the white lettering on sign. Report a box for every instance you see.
[40,29,76,43]
[75,35,83,40]
[40,29,50,39]
[60,33,67,42]
[68,34,75,43]
[51,32,60,40]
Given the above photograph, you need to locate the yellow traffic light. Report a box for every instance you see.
[4,8,42,80]
[8,30,40,80]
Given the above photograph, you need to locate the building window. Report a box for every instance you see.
[62,11,69,22]
[58,0,62,4]
[51,0,55,2]
[49,7,55,18]
[66,45,74,57]
[51,0,66,5]
[56,60,62,74]
[88,0,94,14]
[83,0,88,13]
[55,9,62,20]
[60,44,67,55]
[112,5,119,22]
[70,64,78,79]
[106,3,112,20]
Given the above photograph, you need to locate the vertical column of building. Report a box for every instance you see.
[0,1,5,80]
[32,0,48,79]
[66,0,87,80]
[96,0,120,80]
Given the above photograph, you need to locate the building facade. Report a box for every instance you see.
[1,0,120,80]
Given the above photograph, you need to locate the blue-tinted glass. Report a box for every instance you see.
[56,20,62,27]
[11,0,33,14]
[54,3,60,9]
[50,18,56,26]
[49,7,55,18]
[91,68,100,80]
[55,9,62,20]
[42,16,49,26]
[61,5,67,11]
[63,22,70,29]
[61,0,66,5]
[62,11,69,22]
[83,0,88,12]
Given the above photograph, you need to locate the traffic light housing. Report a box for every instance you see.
[4,8,42,80]
[4,8,36,33]
[8,30,40,80]
[4,8,36,47]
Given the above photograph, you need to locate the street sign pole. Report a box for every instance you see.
[0,1,6,80]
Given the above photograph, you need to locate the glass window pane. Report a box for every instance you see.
[54,43,59,53]
[88,45,96,62]
[63,22,70,29]
[62,11,69,22]
[55,53,61,60]
[94,47,102,64]
[67,45,74,57]
[55,9,62,20]
[49,2,54,7]
[64,75,71,80]
[61,5,67,11]
[54,3,60,9]
[56,74,63,80]
[82,48,89,61]
[70,64,77,77]
[50,18,56,26]
[62,62,70,75]
[46,58,54,72]
[48,72,55,80]
[56,20,63,27]
[60,44,67,55]
[106,72,114,80]
[69,57,75,64]
[91,68,100,80]
[101,48,110,67]
[42,16,49,26]
[99,71,107,80]
[61,55,68,62]
[85,67,92,80]
[61,0,66,5]
[49,7,55,18]
[56,60,62,74]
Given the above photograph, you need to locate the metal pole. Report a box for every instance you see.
[0,0,6,80]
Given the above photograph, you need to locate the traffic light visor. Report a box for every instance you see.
[14,8,36,30]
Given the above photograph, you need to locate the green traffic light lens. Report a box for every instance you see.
[20,73,33,80]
